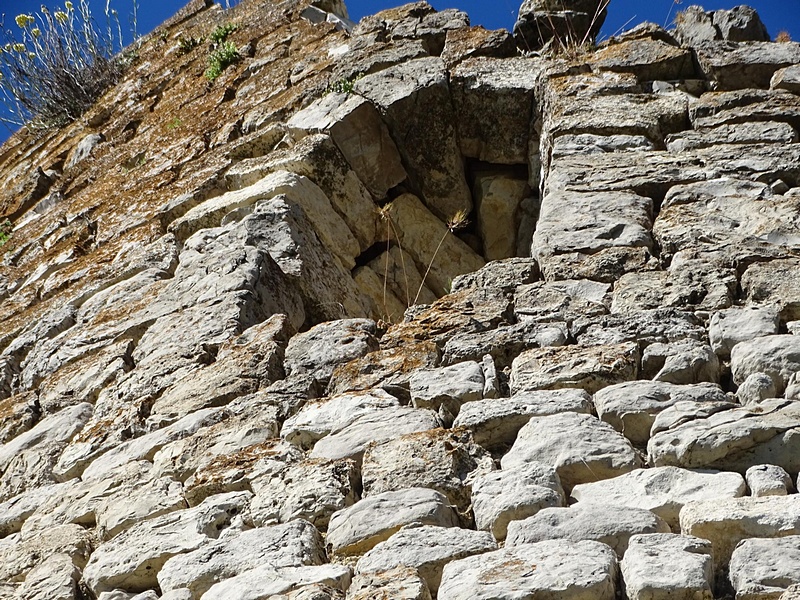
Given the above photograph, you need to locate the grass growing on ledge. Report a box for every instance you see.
[205,41,240,81]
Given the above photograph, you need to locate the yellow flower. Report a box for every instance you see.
[65,0,74,9]
[12,43,26,52]
[55,11,68,23]
[31,28,41,37]
[15,14,35,28]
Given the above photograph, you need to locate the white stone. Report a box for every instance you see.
[621,534,713,600]
[199,564,352,600]
[746,464,793,497]
[729,536,800,599]
[409,361,484,420]
[709,306,779,358]
[438,540,618,600]
[732,335,800,396]
[571,467,746,530]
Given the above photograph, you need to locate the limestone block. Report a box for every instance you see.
[450,57,539,164]
[514,0,608,49]
[409,361,484,419]
[451,257,539,293]
[250,458,358,529]
[742,260,800,323]
[732,336,800,396]
[0,524,90,584]
[441,26,516,67]
[737,372,779,406]
[346,565,432,600]
[573,309,705,348]
[452,389,592,450]
[361,428,493,515]
[82,491,252,595]
[506,504,669,557]
[649,399,800,473]
[501,411,642,492]
[571,466,746,531]
[511,342,640,396]
[18,552,81,600]
[592,39,695,81]
[710,306,780,359]
[326,488,460,556]
[621,534,713,600]
[0,480,76,538]
[673,5,718,45]
[782,585,800,600]
[552,133,655,157]
[96,476,187,540]
[642,340,721,385]
[772,65,800,93]
[284,319,379,387]
[383,193,484,297]
[713,6,770,41]
[730,537,800,598]
[594,381,728,446]
[355,525,497,595]
[695,41,800,90]
[438,540,618,600]
[666,121,798,152]
[365,245,436,319]
[471,462,566,541]
[680,495,800,569]
[473,171,528,261]
[309,406,441,464]
[514,279,610,325]
[157,520,326,597]
[281,389,399,450]
[287,92,407,199]
[199,564,352,600]
[354,58,472,221]
[746,464,793,497]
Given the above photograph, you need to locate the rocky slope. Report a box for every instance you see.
[0,0,800,598]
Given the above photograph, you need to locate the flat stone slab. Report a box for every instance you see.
[437,540,618,600]
[571,466,745,530]
[729,536,800,599]
[621,534,714,600]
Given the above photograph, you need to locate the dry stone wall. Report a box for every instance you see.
[0,0,799,598]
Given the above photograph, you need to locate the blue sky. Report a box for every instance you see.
[1,0,798,139]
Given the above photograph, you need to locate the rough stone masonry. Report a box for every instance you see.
[0,0,799,598]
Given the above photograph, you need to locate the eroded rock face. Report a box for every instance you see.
[1,0,800,597]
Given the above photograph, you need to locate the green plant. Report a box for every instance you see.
[177,35,204,54]
[209,22,237,45]
[325,72,364,95]
[0,219,12,246]
[167,117,183,129]
[0,0,132,129]
[205,41,240,81]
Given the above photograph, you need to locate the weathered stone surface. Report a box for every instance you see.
[730,536,800,600]
[438,540,618,600]
[688,89,800,131]
[594,381,728,446]
[0,523,91,584]
[281,389,398,450]
[680,495,800,569]
[571,467,746,530]
[666,121,798,152]
[746,464,793,497]
[709,306,780,359]
[713,5,770,42]
[450,57,539,164]
[383,193,485,297]
[695,41,800,90]
[309,406,441,464]
[511,342,640,395]
[157,520,326,597]
[641,339,721,385]
[501,411,642,491]
[355,525,497,595]
[514,279,610,325]
[506,504,670,557]
[361,428,493,515]
[452,389,593,451]
[732,336,800,395]
[0,480,76,538]
[513,0,608,50]
[621,534,714,600]
[592,38,695,81]
[287,92,407,199]
[354,58,471,221]
[326,488,459,556]
[472,171,529,261]
[471,462,566,541]
[346,565,432,600]
[742,260,800,323]
[573,309,705,348]
[773,65,800,93]
[199,564,352,600]
[82,491,251,594]
[409,361,484,420]
[250,458,358,529]
[737,372,779,406]
[18,552,80,600]
[649,399,800,473]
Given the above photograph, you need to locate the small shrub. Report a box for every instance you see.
[205,41,240,81]
[0,0,131,129]
[325,72,364,95]
[0,219,12,246]
[177,35,204,55]
[776,31,792,43]
[209,23,237,45]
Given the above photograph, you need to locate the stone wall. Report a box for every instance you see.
[0,0,799,598]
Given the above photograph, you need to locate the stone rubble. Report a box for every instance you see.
[0,0,798,597]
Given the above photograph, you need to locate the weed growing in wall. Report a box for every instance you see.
[205,41,240,81]
[0,0,134,130]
